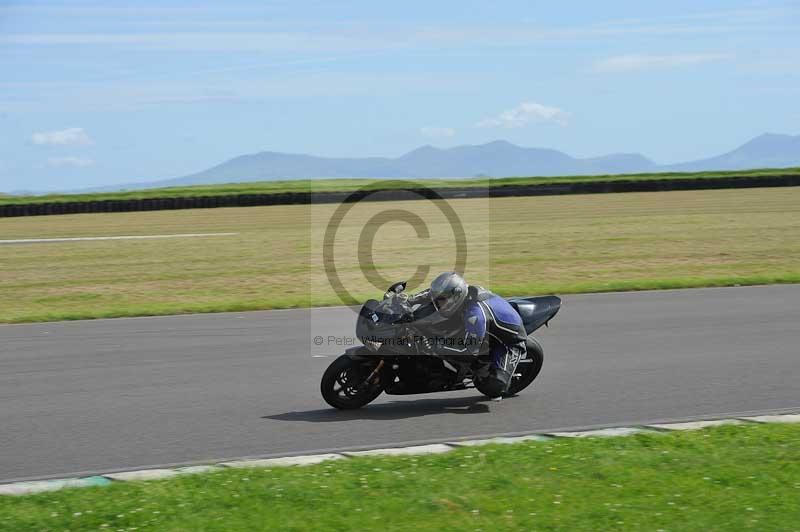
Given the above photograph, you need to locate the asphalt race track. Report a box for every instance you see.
[1,285,798,483]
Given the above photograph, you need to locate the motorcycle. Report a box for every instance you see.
[320,281,561,409]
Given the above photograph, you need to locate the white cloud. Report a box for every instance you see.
[0,4,793,57]
[1,72,470,113]
[47,156,94,168]
[420,126,455,138]
[31,127,92,146]
[2,9,790,54]
[593,53,730,73]
[0,32,390,54]
[476,102,569,128]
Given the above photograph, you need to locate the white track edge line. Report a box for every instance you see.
[4,405,799,484]
[0,233,238,244]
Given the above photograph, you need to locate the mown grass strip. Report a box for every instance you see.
[1,423,797,531]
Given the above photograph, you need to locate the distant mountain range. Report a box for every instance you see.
[667,133,800,172]
[80,132,800,192]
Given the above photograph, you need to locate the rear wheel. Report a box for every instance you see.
[321,355,384,409]
[475,337,544,398]
[506,337,544,396]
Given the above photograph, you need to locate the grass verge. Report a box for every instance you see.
[1,187,799,323]
[2,274,799,324]
[1,423,798,531]
[1,167,798,205]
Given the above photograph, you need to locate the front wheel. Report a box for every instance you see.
[475,336,544,398]
[321,355,384,409]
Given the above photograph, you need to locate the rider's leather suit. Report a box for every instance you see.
[409,285,527,396]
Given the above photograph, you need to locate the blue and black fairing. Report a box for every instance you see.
[356,292,561,343]
[507,296,562,335]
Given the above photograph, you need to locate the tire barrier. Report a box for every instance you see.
[1,174,799,218]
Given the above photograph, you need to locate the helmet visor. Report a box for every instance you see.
[433,295,449,311]
[433,294,461,316]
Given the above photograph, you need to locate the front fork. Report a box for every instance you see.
[358,359,385,390]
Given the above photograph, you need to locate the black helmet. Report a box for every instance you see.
[430,272,468,317]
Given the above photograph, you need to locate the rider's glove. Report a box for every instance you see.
[407,288,430,305]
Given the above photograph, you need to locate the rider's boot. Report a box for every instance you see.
[480,367,512,399]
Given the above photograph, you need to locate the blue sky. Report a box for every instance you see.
[1,0,798,191]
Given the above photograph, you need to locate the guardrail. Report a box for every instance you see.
[2,174,799,218]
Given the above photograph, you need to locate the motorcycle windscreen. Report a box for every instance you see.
[356,299,406,344]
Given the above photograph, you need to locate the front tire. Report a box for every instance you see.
[321,355,384,409]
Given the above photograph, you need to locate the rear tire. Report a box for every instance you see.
[321,355,384,410]
[475,336,544,398]
[507,336,544,395]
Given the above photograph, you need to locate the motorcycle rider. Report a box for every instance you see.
[402,272,528,399]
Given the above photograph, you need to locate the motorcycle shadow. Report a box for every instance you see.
[264,395,494,422]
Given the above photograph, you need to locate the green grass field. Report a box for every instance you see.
[1,167,798,205]
[1,187,799,323]
[1,423,798,531]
